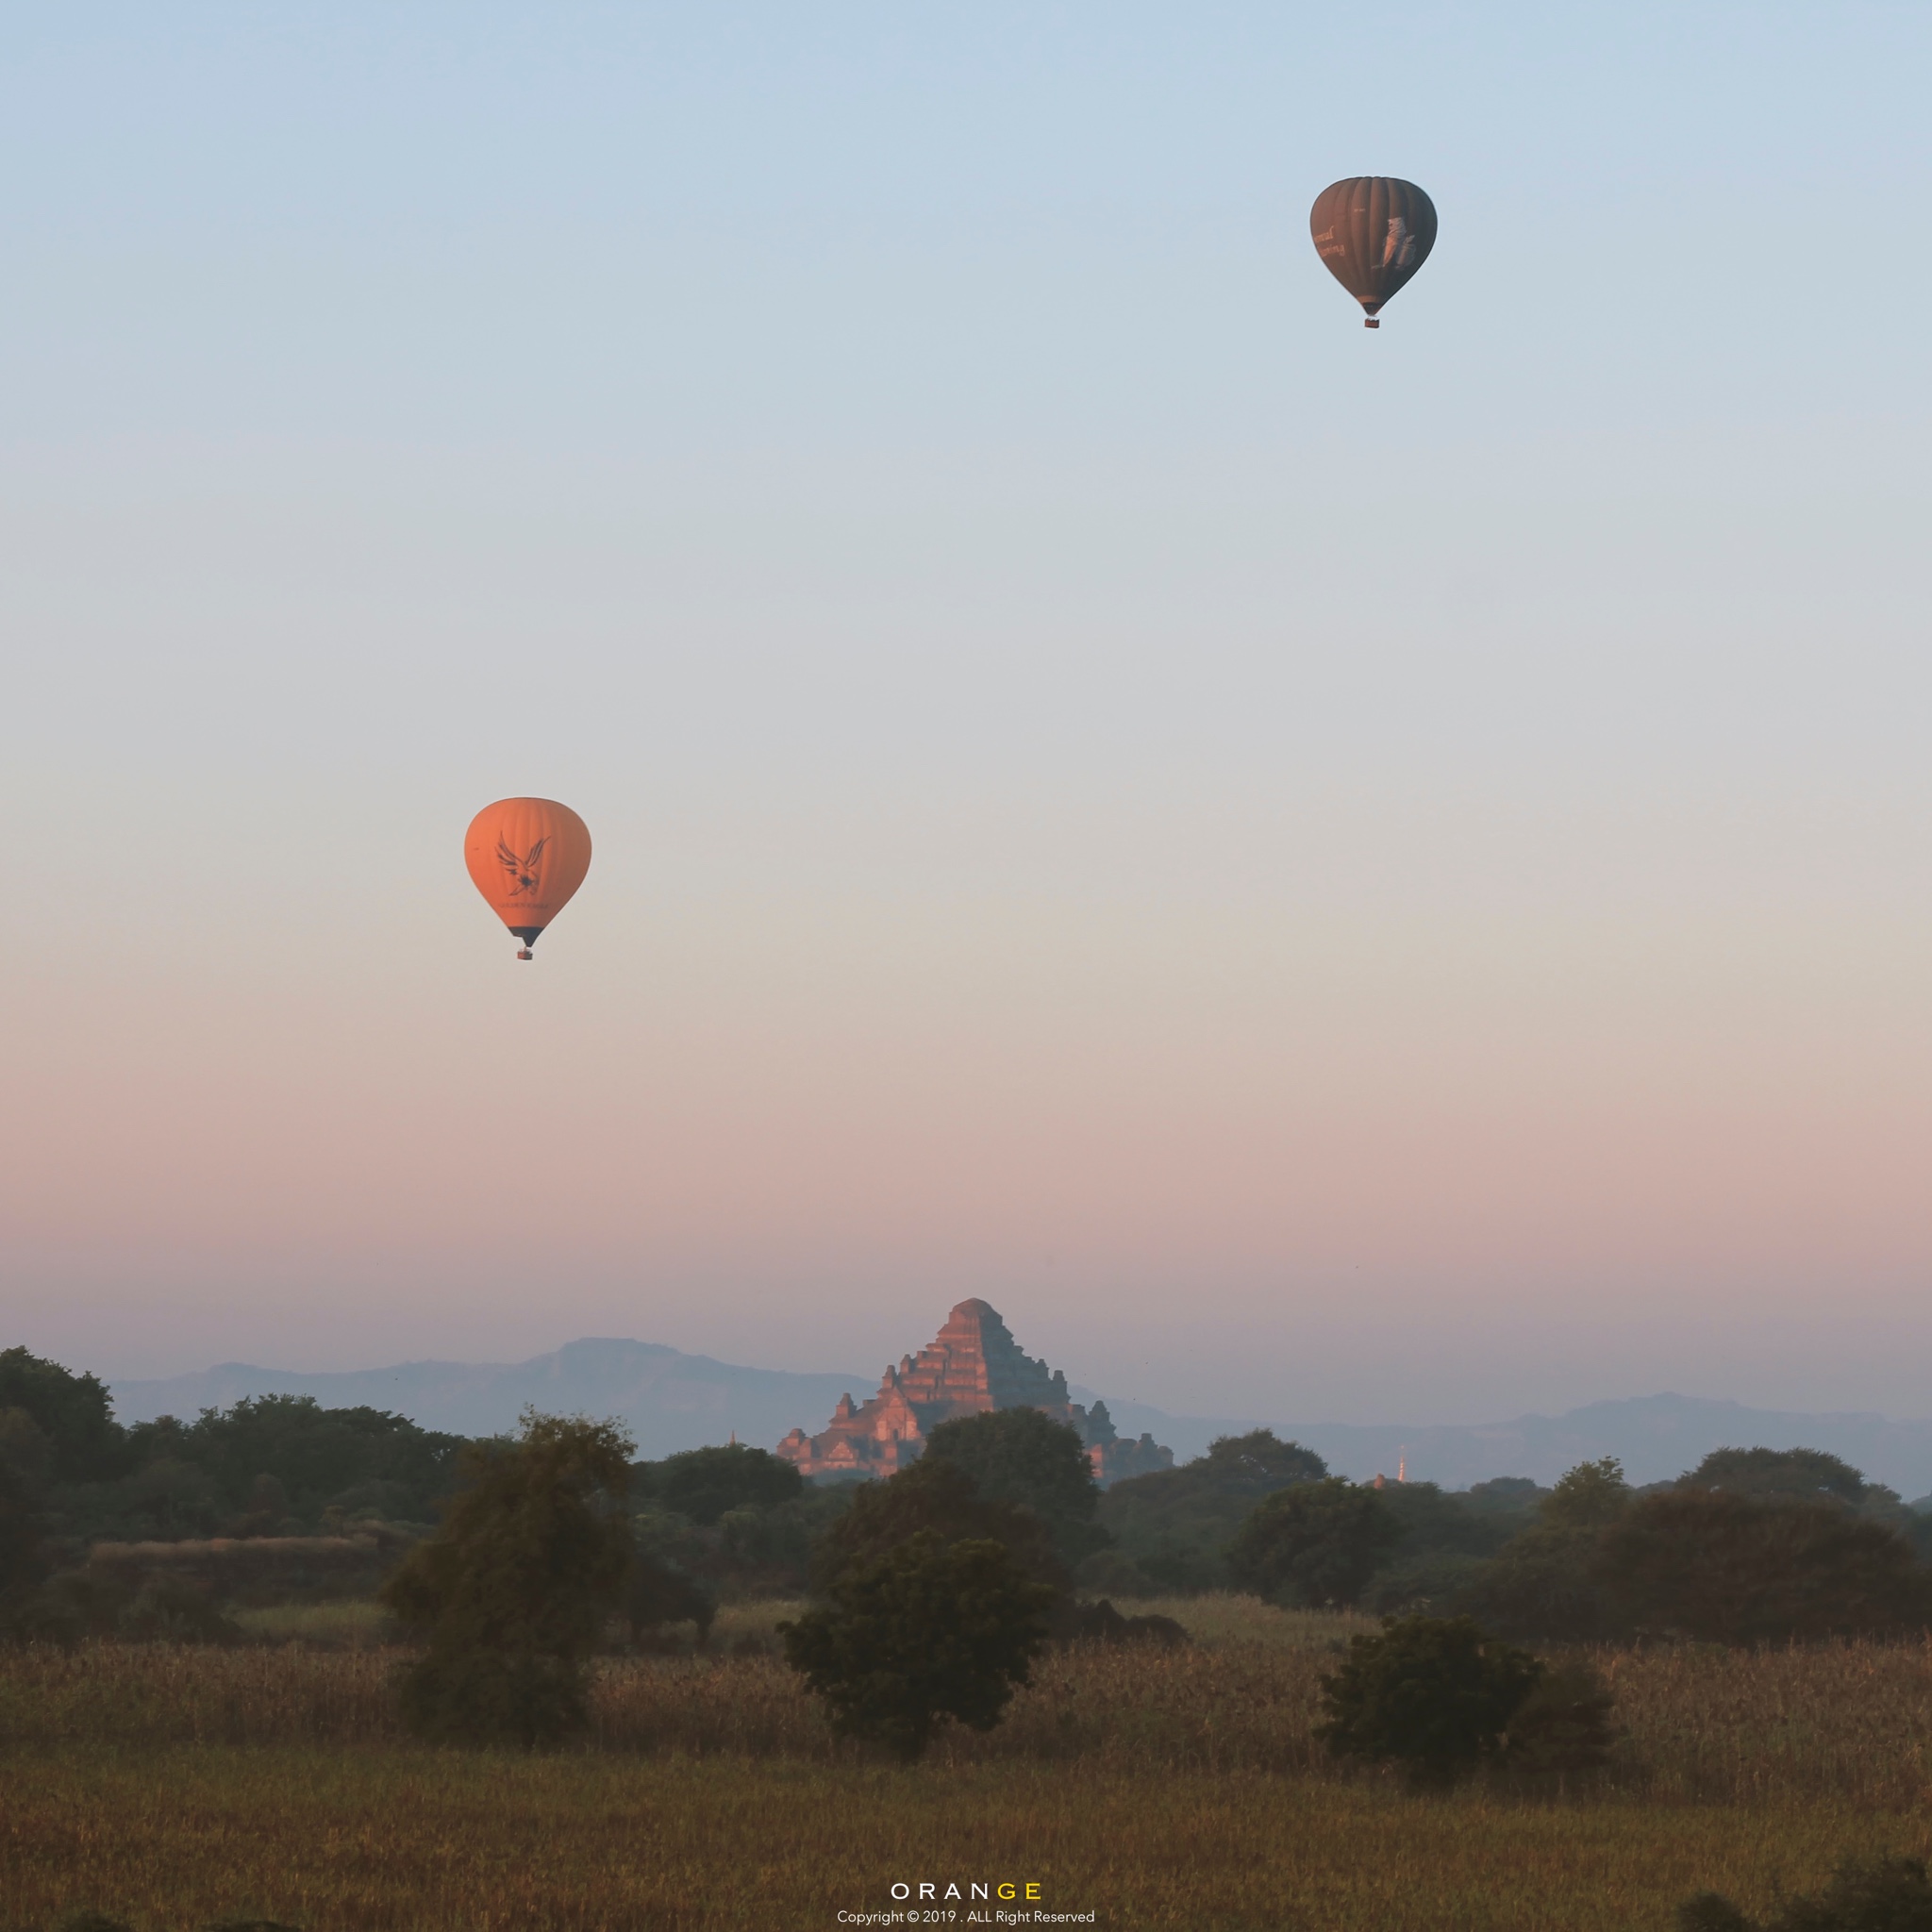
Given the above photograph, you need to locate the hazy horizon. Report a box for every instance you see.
[6,7,1930,1425]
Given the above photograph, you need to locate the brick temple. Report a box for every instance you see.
[775,1298,1173,1488]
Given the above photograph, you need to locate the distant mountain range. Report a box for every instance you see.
[110,1340,865,1464]
[112,1341,1932,1497]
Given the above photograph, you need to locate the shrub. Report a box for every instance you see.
[1499,1659,1616,1779]
[1226,1479,1401,1608]
[116,1574,243,1646]
[781,1529,1056,1760]
[381,1411,635,1748]
[1317,1613,1542,1790]
[1677,1855,1932,1931]
[626,1544,715,1644]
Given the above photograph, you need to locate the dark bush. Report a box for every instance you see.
[1317,1613,1542,1790]
[1499,1659,1617,1780]
[626,1544,715,1644]
[782,1529,1056,1760]
[1677,1855,1932,1931]
[115,1574,243,1646]
[1056,1598,1188,1648]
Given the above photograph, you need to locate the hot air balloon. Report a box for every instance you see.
[1309,177,1437,327]
[463,797,592,960]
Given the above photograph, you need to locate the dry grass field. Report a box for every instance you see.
[4,1597,1930,1930]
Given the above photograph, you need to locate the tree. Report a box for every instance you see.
[381,1411,635,1747]
[813,1457,1066,1596]
[1680,1446,1867,1507]
[781,1530,1056,1760]
[126,1395,466,1526]
[0,1348,128,1484]
[651,1442,803,1526]
[1317,1613,1543,1790]
[1364,1481,1523,1614]
[1453,1458,1633,1642]
[1595,1490,1932,1645]
[1195,1430,1330,1487]
[1542,1457,1631,1528]
[1226,1478,1402,1607]
[922,1408,1108,1566]
[0,1457,47,1598]
[1096,1429,1329,1594]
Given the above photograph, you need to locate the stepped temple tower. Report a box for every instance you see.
[776,1298,1173,1488]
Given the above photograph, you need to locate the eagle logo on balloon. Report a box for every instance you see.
[496,836,548,900]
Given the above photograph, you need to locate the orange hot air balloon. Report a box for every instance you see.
[463,798,592,960]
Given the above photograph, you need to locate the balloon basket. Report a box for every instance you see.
[517,948,533,960]
[1364,318,1379,328]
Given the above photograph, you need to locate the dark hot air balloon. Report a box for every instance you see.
[1309,177,1437,327]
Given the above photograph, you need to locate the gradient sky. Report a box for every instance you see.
[4,4,1930,1425]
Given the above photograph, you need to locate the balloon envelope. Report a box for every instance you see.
[463,798,592,955]
[1309,177,1437,322]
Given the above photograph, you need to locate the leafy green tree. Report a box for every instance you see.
[782,1529,1056,1760]
[381,1412,635,1747]
[1596,1490,1931,1645]
[649,1441,803,1526]
[1681,1446,1867,1507]
[1226,1478,1402,1607]
[128,1395,465,1526]
[1095,1429,1329,1593]
[1543,1457,1632,1528]
[1363,1481,1524,1614]
[1317,1613,1543,1790]
[1454,1458,1633,1641]
[1194,1430,1331,1487]
[0,1348,129,1483]
[813,1457,1066,1596]
[922,1408,1108,1566]
[1461,1476,1547,1519]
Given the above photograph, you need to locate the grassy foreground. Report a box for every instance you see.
[4,1598,1932,1930]
[7,1752,1929,1932]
